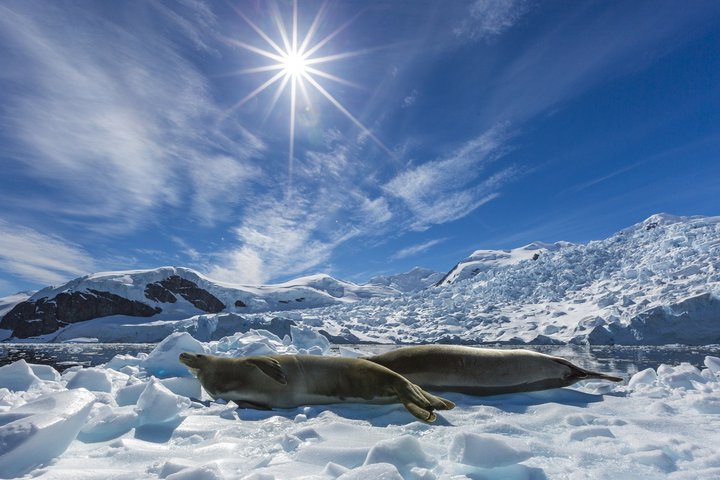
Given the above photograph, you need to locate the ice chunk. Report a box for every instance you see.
[658,363,706,389]
[337,463,403,480]
[28,364,61,382]
[627,368,657,390]
[705,356,720,375]
[165,464,223,480]
[79,403,138,442]
[136,378,191,426]
[0,360,41,391]
[364,435,434,474]
[213,329,284,357]
[116,377,201,406]
[105,353,143,371]
[448,432,532,468]
[290,325,330,354]
[66,367,112,393]
[116,382,147,407]
[0,389,95,478]
[142,332,207,378]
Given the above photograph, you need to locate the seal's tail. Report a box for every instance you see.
[582,371,624,382]
[554,358,623,383]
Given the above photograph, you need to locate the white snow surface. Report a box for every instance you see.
[1,328,720,479]
[437,241,572,286]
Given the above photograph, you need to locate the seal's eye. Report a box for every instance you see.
[196,354,205,359]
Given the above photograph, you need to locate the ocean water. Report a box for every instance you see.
[1,342,719,376]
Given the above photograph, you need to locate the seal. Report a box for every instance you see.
[366,345,623,396]
[179,352,455,422]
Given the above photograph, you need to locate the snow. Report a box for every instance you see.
[0,328,719,479]
[0,389,95,478]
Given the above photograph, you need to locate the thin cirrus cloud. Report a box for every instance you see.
[454,0,532,41]
[0,220,97,287]
[391,238,449,261]
[383,124,517,231]
[0,2,263,233]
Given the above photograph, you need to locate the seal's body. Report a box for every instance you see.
[367,345,623,396]
[179,352,454,422]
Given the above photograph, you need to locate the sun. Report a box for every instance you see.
[282,52,307,77]
[220,0,390,189]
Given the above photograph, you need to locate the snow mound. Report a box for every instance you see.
[136,378,191,426]
[142,332,207,378]
[0,360,41,391]
[0,389,95,478]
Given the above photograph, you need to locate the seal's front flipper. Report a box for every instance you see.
[245,358,288,385]
[232,400,272,410]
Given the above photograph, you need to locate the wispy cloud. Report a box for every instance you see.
[383,124,518,230]
[391,238,448,260]
[0,2,263,233]
[0,220,97,286]
[205,131,391,284]
[454,0,531,42]
[402,89,418,108]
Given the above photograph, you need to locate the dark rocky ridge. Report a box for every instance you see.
[1,275,225,339]
[0,290,161,338]
[144,275,225,313]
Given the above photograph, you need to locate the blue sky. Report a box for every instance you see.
[0,0,719,295]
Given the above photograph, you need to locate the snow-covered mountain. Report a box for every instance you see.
[436,241,572,286]
[263,213,720,345]
[368,267,444,292]
[0,268,396,340]
[2,213,719,344]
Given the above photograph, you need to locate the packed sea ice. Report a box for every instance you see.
[1,328,719,479]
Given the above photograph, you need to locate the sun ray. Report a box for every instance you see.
[263,74,291,123]
[292,0,298,54]
[298,0,329,56]
[304,45,395,66]
[220,69,286,123]
[269,1,292,54]
[223,37,284,63]
[288,75,298,195]
[301,10,365,59]
[304,66,364,89]
[230,6,286,57]
[215,64,285,77]
[302,72,391,155]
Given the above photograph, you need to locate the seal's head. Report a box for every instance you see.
[179,352,206,376]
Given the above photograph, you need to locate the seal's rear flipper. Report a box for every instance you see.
[404,402,437,422]
[420,389,455,410]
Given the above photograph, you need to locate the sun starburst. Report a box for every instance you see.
[220,0,389,190]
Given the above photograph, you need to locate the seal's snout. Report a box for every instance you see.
[179,352,200,367]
